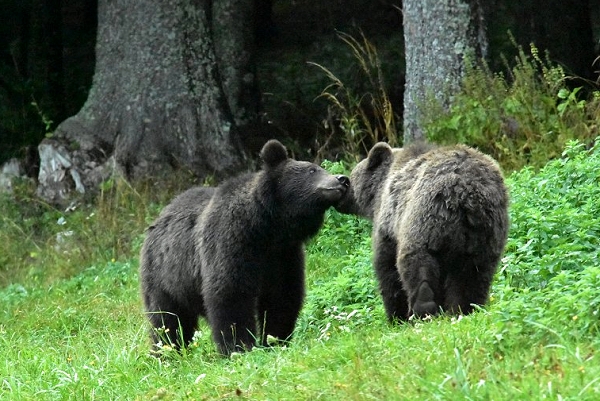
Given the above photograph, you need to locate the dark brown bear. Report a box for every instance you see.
[140,139,349,355]
[336,141,509,320]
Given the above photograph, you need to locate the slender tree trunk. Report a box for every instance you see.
[403,0,487,143]
[37,0,258,204]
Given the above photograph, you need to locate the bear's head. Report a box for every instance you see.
[260,139,349,217]
[335,142,394,219]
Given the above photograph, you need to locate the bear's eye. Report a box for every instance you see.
[309,167,317,174]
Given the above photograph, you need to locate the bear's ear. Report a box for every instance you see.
[366,142,393,170]
[260,139,288,168]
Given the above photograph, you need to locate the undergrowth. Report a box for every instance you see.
[500,139,600,289]
[424,43,600,171]
[315,33,599,172]
[1,139,599,399]
[311,31,399,160]
[0,173,191,286]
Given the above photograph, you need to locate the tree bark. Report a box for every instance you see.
[402,0,487,143]
[37,0,257,204]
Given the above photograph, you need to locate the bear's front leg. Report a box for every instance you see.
[145,289,199,350]
[205,295,258,355]
[257,296,303,346]
[257,259,305,346]
[443,263,495,315]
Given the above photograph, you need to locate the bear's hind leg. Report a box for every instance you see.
[443,262,495,315]
[397,249,442,318]
[373,232,410,321]
[146,292,198,350]
[413,281,438,317]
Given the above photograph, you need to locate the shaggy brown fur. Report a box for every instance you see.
[337,142,509,320]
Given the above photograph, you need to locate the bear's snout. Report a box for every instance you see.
[318,174,349,203]
[336,175,350,188]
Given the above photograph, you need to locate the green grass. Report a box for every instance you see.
[1,139,600,399]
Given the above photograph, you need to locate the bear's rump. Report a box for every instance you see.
[396,179,501,259]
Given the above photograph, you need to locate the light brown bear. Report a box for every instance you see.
[336,141,509,320]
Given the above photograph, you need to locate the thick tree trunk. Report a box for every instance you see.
[403,0,487,143]
[37,0,257,204]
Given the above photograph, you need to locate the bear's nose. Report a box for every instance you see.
[336,175,350,187]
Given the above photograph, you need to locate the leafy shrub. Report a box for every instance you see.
[499,139,600,289]
[424,43,599,171]
[492,265,600,350]
[300,212,381,341]
[490,139,600,348]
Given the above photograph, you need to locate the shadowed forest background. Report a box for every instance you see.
[1,0,599,168]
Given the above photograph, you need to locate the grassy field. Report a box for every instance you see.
[1,139,599,400]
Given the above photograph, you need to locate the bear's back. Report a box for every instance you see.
[407,145,507,213]
[161,186,217,217]
[387,144,506,210]
[140,186,216,308]
[380,144,508,258]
